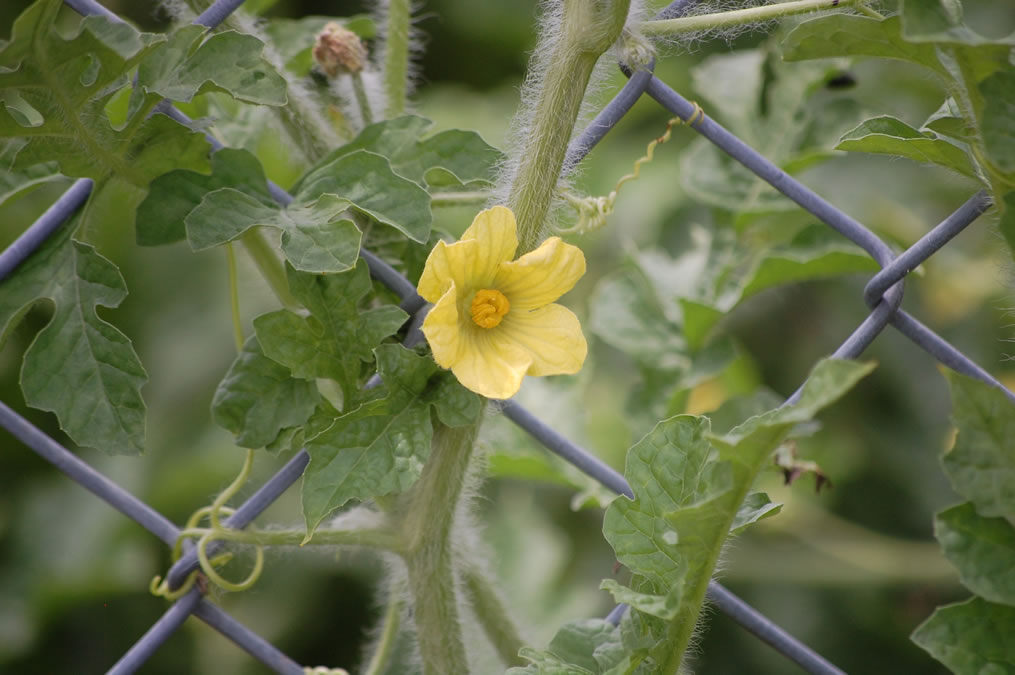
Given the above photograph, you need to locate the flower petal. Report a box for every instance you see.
[416,237,480,303]
[458,205,518,286]
[499,303,587,376]
[452,328,532,400]
[420,283,462,368]
[494,236,585,310]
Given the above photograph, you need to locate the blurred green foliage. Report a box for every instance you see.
[2,0,1014,673]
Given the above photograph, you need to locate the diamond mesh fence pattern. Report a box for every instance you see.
[2,0,1012,673]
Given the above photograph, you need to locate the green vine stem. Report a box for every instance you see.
[401,421,482,675]
[381,0,412,118]
[225,243,244,352]
[238,229,300,310]
[351,71,375,125]
[430,191,491,208]
[507,0,632,253]
[639,0,870,37]
[463,564,527,667]
[364,588,404,675]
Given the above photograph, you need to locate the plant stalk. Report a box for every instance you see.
[239,229,300,310]
[463,564,527,667]
[382,0,412,117]
[402,421,482,675]
[507,0,631,253]
[640,0,867,36]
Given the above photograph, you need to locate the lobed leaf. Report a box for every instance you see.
[0,224,147,455]
[253,261,408,400]
[296,150,432,243]
[211,336,319,449]
[186,188,362,273]
[137,26,287,106]
[0,1,210,184]
[137,148,275,246]
[598,359,873,672]
[300,344,445,539]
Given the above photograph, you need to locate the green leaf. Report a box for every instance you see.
[137,148,274,246]
[922,98,970,141]
[305,115,504,189]
[510,619,625,675]
[601,359,873,671]
[0,224,146,455]
[912,597,1015,673]
[684,45,863,216]
[210,336,320,449]
[730,491,782,534]
[0,2,210,184]
[186,188,362,273]
[943,372,1015,521]
[836,115,978,179]
[979,70,1015,176]
[900,0,1002,46]
[936,502,1015,606]
[0,140,63,207]
[424,372,482,428]
[300,344,441,539]
[137,26,286,105]
[253,261,407,400]
[783,16,944,74]
[296,150,432,243]
[600,579,682,620]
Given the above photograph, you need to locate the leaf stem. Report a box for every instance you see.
[463,564,527,667]
[178,524,405,553]
[401,421,482,675]
[225,243,244,352]
[381,0,412,117]
[639,0,867,36]
[507,0,631,252]
[238,229,300,310]
[364,589,404,675]
[351,71,375,126]
[430,191,491,207]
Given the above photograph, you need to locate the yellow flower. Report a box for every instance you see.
[417,206,588,399]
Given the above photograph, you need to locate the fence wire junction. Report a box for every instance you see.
[2,0,1013,673]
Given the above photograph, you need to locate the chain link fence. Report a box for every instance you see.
[2,0,1011,673]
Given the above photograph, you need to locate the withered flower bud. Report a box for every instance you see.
[313,22,367,77]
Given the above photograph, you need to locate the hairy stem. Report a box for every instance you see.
[507,0,631,252]
[402,421,482,675]
[351,71,375,125]
[639,0,868,36]
[225,243,244,352]
[239,229,300,310]
[364,589,404,675]
[430,191,491,208]
[381,0,412,117]
[463,564,527,667]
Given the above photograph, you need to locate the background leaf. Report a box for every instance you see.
[0,225,146,454]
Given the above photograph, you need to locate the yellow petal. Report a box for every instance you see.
[452,327,532,399]
[494,237,585,310]
[459,205,518,286]
[499,303,587,376]
[420,283,462,368]
[416,238,479,303]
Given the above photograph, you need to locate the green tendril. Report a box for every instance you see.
[559,104,703,235]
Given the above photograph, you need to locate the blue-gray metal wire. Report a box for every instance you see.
[1,0,1013,673]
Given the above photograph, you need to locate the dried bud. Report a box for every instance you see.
[313,22,367,77]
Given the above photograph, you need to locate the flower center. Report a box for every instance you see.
[470,289,510,329]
